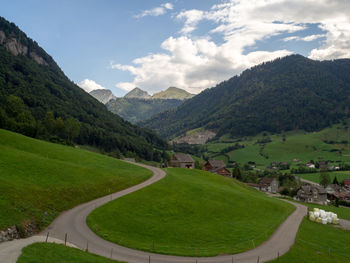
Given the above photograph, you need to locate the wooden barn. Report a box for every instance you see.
[204,160,231,177]
[169,153,195,168]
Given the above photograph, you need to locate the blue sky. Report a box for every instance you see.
[1,1,350,96]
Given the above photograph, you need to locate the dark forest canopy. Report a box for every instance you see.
[141,55,350,139]
[0,16,167,161]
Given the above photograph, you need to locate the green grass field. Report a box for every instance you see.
[0,128,152,231]
[17,243,122,263]
[87,168,294,256]
[298,171,350,184]
[206,122,350,168]
[267,219,350,263]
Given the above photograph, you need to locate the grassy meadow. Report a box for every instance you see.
[17,243,123,263]
[298,171,350,184]
[267,219,350,263]
[205,121,350,169]
[0,128,152,231]
[87,168,294,256]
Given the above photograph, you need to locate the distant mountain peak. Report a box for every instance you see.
[152,87,194,100]
[124,88,151,99]
[89,89,116,104]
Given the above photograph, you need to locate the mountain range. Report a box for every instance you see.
[0,16,166,160]
[141,55,350,140]
[89,86,194,123]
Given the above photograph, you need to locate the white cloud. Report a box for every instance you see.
[114,0,350,94]
[78,79,106,93]
[283,34,325,42]
[135,3,173,18]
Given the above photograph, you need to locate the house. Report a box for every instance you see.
[258,177,279,193]
[204,160,231,177]
[169,153,194,168]
[343,179,350,189]
[295,185,327,205]
[325,184,342,194]
[306,162,315,169]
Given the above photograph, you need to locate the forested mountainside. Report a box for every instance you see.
[141,55,350,140]
[107,98,183,124]
[0,16,166,160]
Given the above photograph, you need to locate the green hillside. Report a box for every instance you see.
[18,243,123,263]
[107,98,183,123]
[204,121,350,169]
[141,55,350,140]
[0,16,166,161]
[87,168,294,256]
[267,219,350,263]
[0,129,151,232]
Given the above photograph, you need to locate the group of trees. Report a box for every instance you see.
[0,95,80,144]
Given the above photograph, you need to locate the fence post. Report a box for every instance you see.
[45,232,49,242]
[257,256,260,263]
[232,256,234,263]
[149,255,151,263]
[110,248,113,259]
[86,240,89,252]
[278,251,280,261]
[64,233,67,246]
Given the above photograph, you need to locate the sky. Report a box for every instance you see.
[1,0,350,96]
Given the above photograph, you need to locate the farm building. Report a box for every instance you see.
[258,177,279,193]
[169,153,195,168]
[204,160,231,177]
[295,185,327,205]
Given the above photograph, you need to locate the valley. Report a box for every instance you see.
[1,4,350,263]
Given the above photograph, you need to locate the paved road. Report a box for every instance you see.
[0,162,307,263]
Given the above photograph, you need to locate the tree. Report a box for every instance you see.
[320,168,331,187]
[195,160,202,170]
[332,176,339,185]
[65,118,81,142]
[232,167,242,180]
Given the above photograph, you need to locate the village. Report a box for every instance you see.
[169,153,350,207]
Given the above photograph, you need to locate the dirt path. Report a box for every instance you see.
[0,162,307,263]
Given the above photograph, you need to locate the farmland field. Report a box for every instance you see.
[0,129,151,231]
[267,219,350,263]
[87,168,294,256]
[17,243,123,263]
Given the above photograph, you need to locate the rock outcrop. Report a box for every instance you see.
[0,30,47,65]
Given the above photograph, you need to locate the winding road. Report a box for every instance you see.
[0,162,307,263]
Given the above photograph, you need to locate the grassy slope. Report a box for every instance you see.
[17,243,123,263]
[0,129,152,230]
[206,122,350,168]
[267,219,350,263]
[87,168,294,256]
[298,171,350,184]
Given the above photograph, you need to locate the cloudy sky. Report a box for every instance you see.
[2,0,350,96]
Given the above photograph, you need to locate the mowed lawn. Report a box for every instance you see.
[267,219,350,263]
[298,171,350,184]
[87,168,295,256]
[0,129,152,231]
[17,243,123,263]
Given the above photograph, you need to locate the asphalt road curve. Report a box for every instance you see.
[1,161,307,263]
